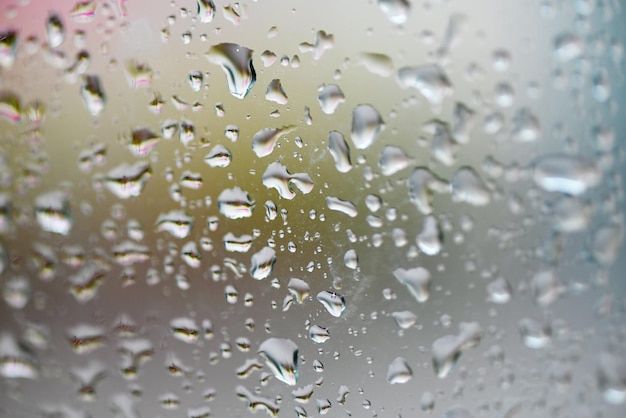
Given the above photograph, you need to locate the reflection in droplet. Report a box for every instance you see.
[206,43,256,99]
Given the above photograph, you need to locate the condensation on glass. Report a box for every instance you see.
[0,0,625,417]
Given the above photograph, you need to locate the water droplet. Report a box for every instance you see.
[417,215,443,256]
[181,241,202,268]
[344,249,358,270]
[46,13,65,48]
[440,406,475,418]
[597,352,626,405]
[378,0,411,24]
[317,84,345,115]
[326,196,358,218]
[34,190,73,235]
[397,64,452,107]
[218,187,255,219]
[67,324,106,354]
[266,79,288,105]
[250,247,276,280]
[589,223,623,266]
[124,128,160,157]
[170,317,200,344]
[81,75,106,116]
[258,337,299,386]
[511,108,541,142]
[309,325,330,343]
[532,154,600,195]
[531,270,564,306]
[392,310,417,329]
[252,125,296,158]
[112,241,151,266]
[394,266,432,303]
[105,161,152,199]
[0,31,18,68]
[262,162,314,200]
[351,104,384,149]
[327,131,352,173]
[486,277,512,304]
[451,167,491,206]
[236,385,280,415]
[201,145,232,169]
[299,30,334,60]
[554,32,584,62]
[188,70,203,91]
[317,290,346,317]
[432,322,483,378]
[223,232,253,253]
[205,43,256,99]
[357,52,393,77]
[408,167,450,215]
[155,210,194,239]
[197,0,216,23]
[288,278,310,304]
[0,333,39,379]
[3,276,30,309]
[387,357,413,384]
[518,318,551,349]
[379,145,412,176]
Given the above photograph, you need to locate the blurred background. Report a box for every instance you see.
[0,0,625,417]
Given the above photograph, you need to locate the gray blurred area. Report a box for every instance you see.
[0,0,625,417]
